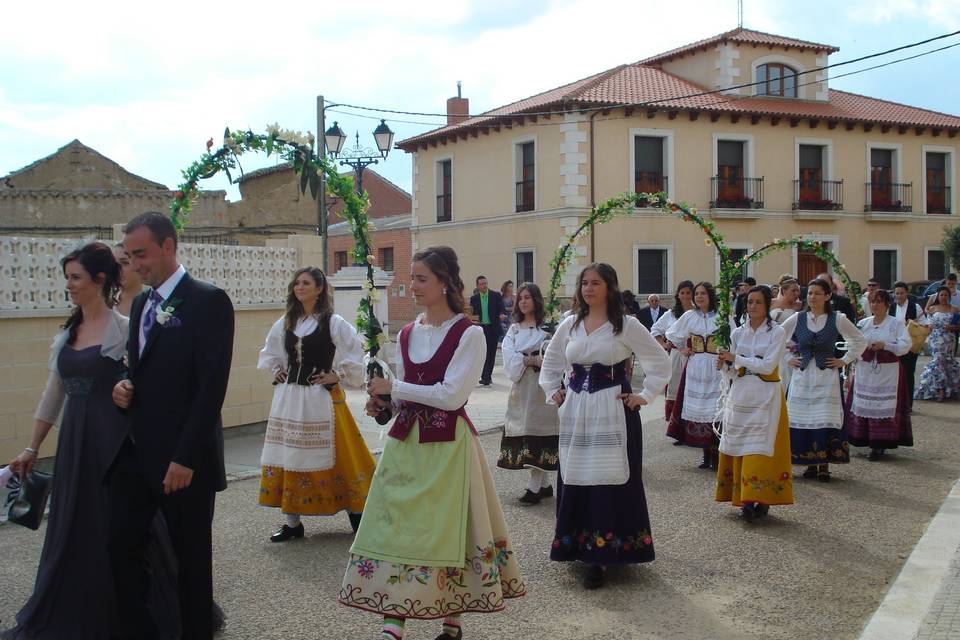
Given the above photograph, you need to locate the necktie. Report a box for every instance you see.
[142,289,164,337]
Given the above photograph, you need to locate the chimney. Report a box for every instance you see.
[446,81,469,125]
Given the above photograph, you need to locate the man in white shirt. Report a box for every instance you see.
[892,281,923,410]
[860,278,880,313]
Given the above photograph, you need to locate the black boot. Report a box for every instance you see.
[348,512,363,533]
[270,522,304,542]
[583,564,605,589]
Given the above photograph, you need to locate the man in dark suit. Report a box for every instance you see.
[733,277,756,327]
[892,281,924,410]
[111,212,234,639]
[469,275,505,386]
[636,294,663,331]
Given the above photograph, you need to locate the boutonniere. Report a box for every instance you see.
[155,297,183,328]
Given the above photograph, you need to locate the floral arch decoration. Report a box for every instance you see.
[169,126,385,358]
[544,193,862,348]
[736,238,863,317]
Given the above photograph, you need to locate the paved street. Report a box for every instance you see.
[2,361,960,639]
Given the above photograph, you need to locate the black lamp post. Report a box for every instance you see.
[324,119,394,194]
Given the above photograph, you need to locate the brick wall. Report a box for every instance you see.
[327,227,415,328]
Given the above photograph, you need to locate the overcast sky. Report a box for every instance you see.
[2,0,959,201]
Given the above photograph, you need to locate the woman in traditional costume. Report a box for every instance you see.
[539,262,669,590]
[770,278,802,392]
[715,285,793,521]
[650,280,694,425]
[340,246,524,640]
[257,267,374,542]
[780,278,866,482]
[666,282,723,469]
[497,282,559,505]
[846,288,912,461]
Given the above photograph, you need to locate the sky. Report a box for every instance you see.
[2,0,959,201]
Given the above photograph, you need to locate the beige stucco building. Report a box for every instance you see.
[397,28,958,299]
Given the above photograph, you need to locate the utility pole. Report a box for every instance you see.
[316,94,328,271]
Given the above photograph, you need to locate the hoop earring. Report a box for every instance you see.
[443,287,448,295]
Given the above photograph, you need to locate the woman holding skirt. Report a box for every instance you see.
[780,278,866,482]
[666,282,723,469]
[715,285,793,521]
[258,267,374,541]
[651,280,694,424]
[341,246,524,640]
[540,262,669,590]
[497,283,560,505]
[846,288,912,461]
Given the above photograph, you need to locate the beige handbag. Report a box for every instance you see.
[907,319,931,354]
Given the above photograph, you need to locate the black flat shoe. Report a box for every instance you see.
[672,440,684,446]
[755,503,769,517]
[538,485,554,498]
[270,523,304,542]
[741,503,757,522]
[583,564,605,589]
[518,489,542,505]
[348,512,362,533]
[817,470,831,483]
[434,629,463,640]
[802,466,818,479]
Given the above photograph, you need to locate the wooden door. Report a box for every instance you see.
[799,167,822,202]
[798,252,827,285]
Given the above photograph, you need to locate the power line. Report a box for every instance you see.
[325,29,960,121]
[324,39,960,131]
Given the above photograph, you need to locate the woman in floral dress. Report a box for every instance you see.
[341,246,523,640]
[715,285,793,521]
[915,286,960,401]
[539,262,670,590]
[497,283,559,505]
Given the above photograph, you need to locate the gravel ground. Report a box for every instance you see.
[2,395,959,639]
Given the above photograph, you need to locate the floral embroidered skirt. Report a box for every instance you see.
[339,421,525,619]
[259,387,375,515]
[788,367,850,465]
[497,435,559,471]
[847,366,913,450]
[716,400,794,507]
[551,407,654,565]
[666,367,719,449]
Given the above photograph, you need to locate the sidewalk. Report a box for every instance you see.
[860,479,960,640]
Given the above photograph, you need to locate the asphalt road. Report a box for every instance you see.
[2,396,959,639]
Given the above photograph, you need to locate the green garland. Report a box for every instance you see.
[545,191,735,346]
[545,193,861,349]
[738,238,863,317]
[170,126,386,359]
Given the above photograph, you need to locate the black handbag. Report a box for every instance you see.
[8,470,53,530]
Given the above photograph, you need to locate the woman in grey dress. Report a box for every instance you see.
[3,243,220,639]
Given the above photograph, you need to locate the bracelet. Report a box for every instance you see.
[24,447,38,455]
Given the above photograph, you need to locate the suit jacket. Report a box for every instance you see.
[469,290,505,336]
[831,293,857,323]
[125,273,234,492]
[636,306,662,331]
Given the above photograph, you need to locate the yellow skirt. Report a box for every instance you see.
[259,386,376,515]
[715,398,794,507]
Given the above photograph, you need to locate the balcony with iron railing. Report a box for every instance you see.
[927,185,951,214]
[865,182,912,213]
[515,179,535,212]
[436,193,452,222]
[792,179,844,210]
[710,176,764,209]
[634,172,668,202]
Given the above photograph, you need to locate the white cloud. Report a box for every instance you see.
[848,0,960,27]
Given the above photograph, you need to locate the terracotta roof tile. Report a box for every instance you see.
[398,44,960,150]
[639,28,839,65]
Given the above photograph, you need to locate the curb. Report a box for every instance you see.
[224,423,506,484]
[858,478,960,640]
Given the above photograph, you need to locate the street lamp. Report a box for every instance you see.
[326,119,395,195]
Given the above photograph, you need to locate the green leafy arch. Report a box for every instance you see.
[169,126,385,358]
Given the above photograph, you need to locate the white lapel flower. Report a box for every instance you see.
[155,306,174,325]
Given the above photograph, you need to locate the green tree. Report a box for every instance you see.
[943,224,960,273]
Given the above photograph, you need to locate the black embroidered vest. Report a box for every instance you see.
[793,311,838,371]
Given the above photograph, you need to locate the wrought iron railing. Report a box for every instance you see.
[865,182,912,213]
[515,179,535,212]
[710,176,764,209]
[436,194,452,222]
[792,179,844,210]
[927,185,951,214]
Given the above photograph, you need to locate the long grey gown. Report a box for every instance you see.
[2,345,223,639]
